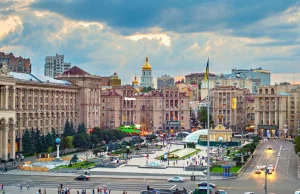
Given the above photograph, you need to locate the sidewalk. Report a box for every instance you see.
[1,186,139,194]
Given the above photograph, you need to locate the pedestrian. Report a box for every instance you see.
[92,189,95,194]
[44,188,47,194]
[27,183,30,190]
[108,189,111,194]
[20,184,22,191]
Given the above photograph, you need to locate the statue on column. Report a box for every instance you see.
[0,62,10,76]
[217,115,224,124]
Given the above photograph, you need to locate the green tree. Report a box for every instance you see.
[90,134,99,146]
[294,136,300,155]
[62,136,74,149]
[70,154,79,165]
[107,141,114,152]
[51,128,57,141]
[78,123,87,134]
[41,134,48,152]
[91,127,103,143]
[198,107,214,128]
[73,133,90,149]
[46,132,54,147]
[63,120,75,137]
[22,129,33,154]
[30,129,36,153]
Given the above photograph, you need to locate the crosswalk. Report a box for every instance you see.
[0,178,176,191]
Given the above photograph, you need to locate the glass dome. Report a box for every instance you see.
[182,129,208,143]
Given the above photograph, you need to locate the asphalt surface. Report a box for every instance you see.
[0,139,299,194]
[211,139,300,194]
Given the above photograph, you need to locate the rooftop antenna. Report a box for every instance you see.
[293,72,295,85]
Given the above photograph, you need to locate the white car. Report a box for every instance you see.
[268,164,274,171]
[244,192,254,194]
[267,145,273,150]
[168,176,184,182]
[295,191,300,194]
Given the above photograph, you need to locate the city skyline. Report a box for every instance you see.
[0,0,300,84]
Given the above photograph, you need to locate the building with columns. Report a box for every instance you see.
[0,65,102,162]
[254,83,300,137]
[140,57,154,88]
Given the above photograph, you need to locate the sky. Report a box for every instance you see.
[1,0,300,85]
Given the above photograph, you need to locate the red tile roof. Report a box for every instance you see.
[63,66,90,75]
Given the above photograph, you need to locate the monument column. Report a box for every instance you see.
[1,125,9,162]
[9,126,16,160]
[0,130,2,160]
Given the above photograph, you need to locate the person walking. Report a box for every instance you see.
[27,183,30,190]
[20,184,22,191]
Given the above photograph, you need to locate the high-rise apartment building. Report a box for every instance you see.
[157,75,174,89]
[0,52,31,73]
[254,83,300,137]
[44,54,72,78]
[232,67,271,93]
[201,76,253,100]
[185,72,217,85]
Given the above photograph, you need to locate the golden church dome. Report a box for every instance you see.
[142,56,152,70]
[132,75,138,85]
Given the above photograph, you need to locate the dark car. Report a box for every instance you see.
[74,175,90,181]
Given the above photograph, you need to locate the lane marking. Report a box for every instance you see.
[274,145,282,172]
[170,184,177,190]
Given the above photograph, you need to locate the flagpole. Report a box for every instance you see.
[207,60,210,194]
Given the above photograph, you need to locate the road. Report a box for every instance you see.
[0,139,298,193]
[213,139,300,193]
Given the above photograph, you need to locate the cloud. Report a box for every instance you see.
[0,0,300,86]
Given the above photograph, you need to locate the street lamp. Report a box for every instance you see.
[297,120,300,136]
[264,149,287,194]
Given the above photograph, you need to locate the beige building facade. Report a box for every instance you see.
[0,65,102,162]
[210,86,250,132]
[101,85,191,133]
[254,83,300,137]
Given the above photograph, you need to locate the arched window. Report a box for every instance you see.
[265,89,268,95]
[259,89,263,94]
[271,88,275,94]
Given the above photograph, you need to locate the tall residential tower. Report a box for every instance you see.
[44,54,72,78]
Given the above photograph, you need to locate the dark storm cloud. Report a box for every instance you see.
[31,0,297,35]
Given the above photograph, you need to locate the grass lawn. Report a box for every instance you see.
[53,161,96,170]
[210,165,242,173]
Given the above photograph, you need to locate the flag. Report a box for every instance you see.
[204,58,209,82]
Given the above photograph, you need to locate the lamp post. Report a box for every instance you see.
[264,148,287,194]
[297,120,300,136]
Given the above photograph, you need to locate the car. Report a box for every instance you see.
[260,165,266,170]
[168,176,184,182]
[196,181,216,188]
[267,166,273,174]
[215,190,227,194]
[74,175,90,181]
[255,167,261,174]
[268,164,274,171]
[267,145,273,150]
[244,192,254,194]
[294,191,300,194]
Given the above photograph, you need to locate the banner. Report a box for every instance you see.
[231,98,236,109]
